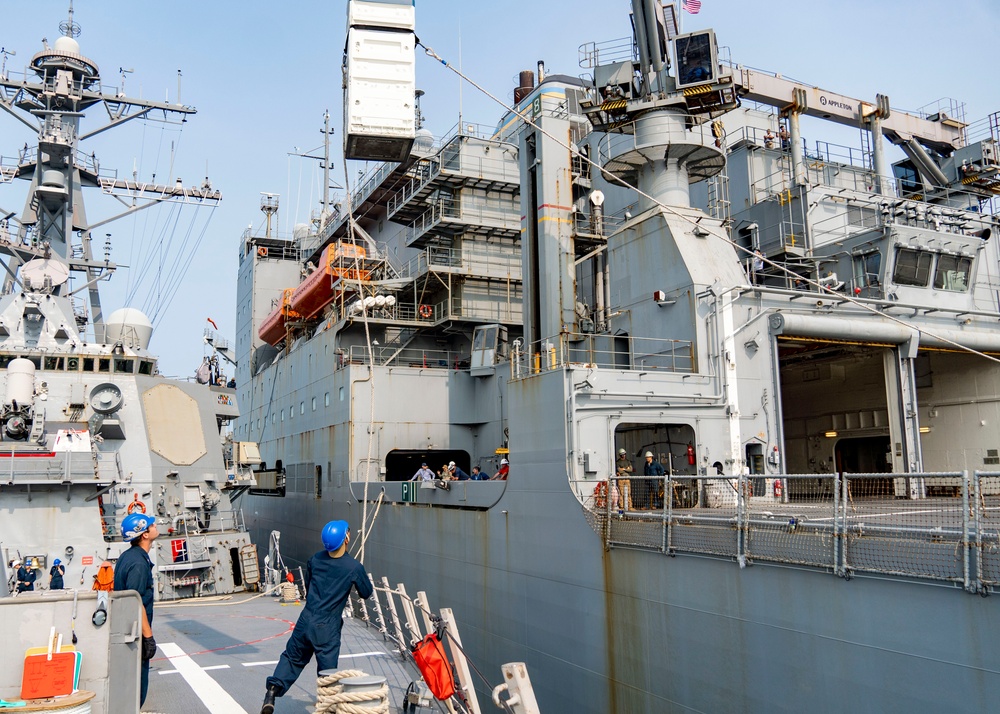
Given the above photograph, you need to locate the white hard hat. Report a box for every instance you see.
[645,451,653,458]
[618,448,626,455]
[12,558,21,567]
[448,461,456,468]
[500,458,508,465]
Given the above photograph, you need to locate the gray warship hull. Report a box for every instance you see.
[236,1,1000,711]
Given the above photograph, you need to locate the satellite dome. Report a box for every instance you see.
[103,308,153,350]
[412,129,434,156]
[53,36,81,55]
[293,223,311,241]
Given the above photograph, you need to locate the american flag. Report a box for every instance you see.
[682,0,701,14]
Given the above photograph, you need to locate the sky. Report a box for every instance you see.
[0,0,997,377]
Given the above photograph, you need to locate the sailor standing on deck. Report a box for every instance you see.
[15,558,35,593]
[260,520,374,714]
[49,558,65,590]
[114,513,159,708]
[410,462,435,482]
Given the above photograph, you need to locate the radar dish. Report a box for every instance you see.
[21,259,70,291]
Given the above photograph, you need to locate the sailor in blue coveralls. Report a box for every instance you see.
[114,513,159,708]
[260,520,373,714]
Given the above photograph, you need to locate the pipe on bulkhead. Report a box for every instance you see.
[788,112,805,186]
[537,60,545,83]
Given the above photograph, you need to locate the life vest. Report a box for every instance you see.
[412,632,456,700]
[93,561,115,591]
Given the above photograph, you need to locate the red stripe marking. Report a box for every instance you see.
[0,452,57,458]
[150,614,296,662]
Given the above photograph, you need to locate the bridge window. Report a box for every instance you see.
[933,254,972,292]
[892,247,932,287]
[852,251,881,287]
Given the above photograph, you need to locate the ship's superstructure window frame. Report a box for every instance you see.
[138,360,154,375]
[99,358,110,373]
[113,358,134,374]
[892,247,933,287]
[852,251,882,287]
[933,254,972,292]
[83,357,94,371]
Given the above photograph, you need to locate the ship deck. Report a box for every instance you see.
[143,592,418,714]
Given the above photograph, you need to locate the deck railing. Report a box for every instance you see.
[512,333,694,379]
[590,471,1000,594]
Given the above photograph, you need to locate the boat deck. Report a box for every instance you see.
[144,592,417,714]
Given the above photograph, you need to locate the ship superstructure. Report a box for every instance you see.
[0,8,257,601]
[236,1,1000,711]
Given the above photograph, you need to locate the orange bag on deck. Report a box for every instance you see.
[412,632,456,700]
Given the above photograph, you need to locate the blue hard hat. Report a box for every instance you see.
[321,520,350,552]
[121,513,154,541]
[53,559,61,565]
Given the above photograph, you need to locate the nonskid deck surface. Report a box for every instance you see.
[143,593,415,714]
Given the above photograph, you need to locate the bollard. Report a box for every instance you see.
[315,670,388,713]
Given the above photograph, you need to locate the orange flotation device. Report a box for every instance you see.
[412,632,456,701]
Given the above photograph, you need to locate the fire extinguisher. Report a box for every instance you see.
[686,442,696,466]
[773,478,783,498]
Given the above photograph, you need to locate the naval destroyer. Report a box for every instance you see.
[236,1,1000,711]
[0,7,258,602]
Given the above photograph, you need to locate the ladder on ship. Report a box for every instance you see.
[707,169,732,228]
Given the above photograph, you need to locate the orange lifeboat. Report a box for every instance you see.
[258,288,300,345]
[289,242,370,319]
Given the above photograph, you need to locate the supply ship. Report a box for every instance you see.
[236,1,1000,711]
[0,6,258,602]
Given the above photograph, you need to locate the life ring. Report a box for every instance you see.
[127,496,146,514]
[257,246,268,257]
[593,481,608,509]
[418,304,432,319]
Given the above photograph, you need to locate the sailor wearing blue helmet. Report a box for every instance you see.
[260,520,373,714]
[49,558,65,590]
[114,512,159,707]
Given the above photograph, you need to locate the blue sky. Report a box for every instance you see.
[0,0,997,376]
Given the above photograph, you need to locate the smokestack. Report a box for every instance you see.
[514,69,535,104]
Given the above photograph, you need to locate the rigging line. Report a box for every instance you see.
[417,39,1000,367]
[131,203,179,311]
[139,205,183,319]
[149,205,203,321]
[150,207,218,329]
[342,153,379,565]
[126,202,177,306]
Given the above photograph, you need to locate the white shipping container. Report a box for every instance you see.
[348,0,416,32]
[344,26,416,161]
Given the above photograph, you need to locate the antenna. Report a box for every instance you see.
[0,48,14,80]
[59,0,81,38]
[415,89,425,130]
[119,67,134,97]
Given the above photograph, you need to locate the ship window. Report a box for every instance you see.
[44,357,64,370]
[300,401,304,415]
[66,357,79,371]
[138,360,153,375]
[114,358,134,373]
[0,355,11,368]
[339,387,345,401]
[98,358,110,373]
[892,248,932,286]
[324,392,330,407]
[933,254,972,292]
[311,397,316,411]
[83,357,94,371]
[281,410,285,422]
[853,251,881,287]
[290,407,294,420]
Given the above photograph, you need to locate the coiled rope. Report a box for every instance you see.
[314,670,388,713]
[280,580,300,602]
